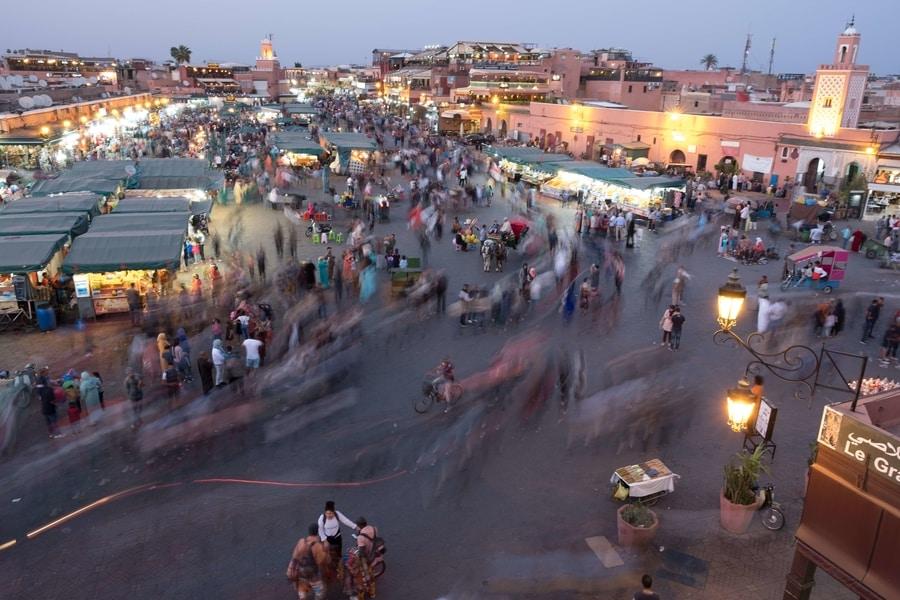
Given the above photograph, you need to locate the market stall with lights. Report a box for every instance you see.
[484,146,573,185]
[319,132,377,175]
[0,126,79,170]
[541,162,684,217]
[62,227,185,318]
[0,233,69,325]
[270,132,325,168]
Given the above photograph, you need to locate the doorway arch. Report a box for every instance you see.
[803,158,825,190]
[546,133,556,150]
[484,118,492,133]
[499,119,508,139]
[669,149,686,164]
[845,161,860,184]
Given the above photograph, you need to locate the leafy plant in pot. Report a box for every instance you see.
[616,502,659,547]
[720,444,768,534]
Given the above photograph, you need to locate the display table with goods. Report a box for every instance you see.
[610,458,680,502]
[62,229,184,318]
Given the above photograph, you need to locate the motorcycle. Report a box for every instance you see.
[305,220,332,238]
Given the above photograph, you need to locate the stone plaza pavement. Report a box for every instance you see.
[1,165,898,598]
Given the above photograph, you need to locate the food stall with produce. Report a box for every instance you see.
[320,132,377,175]
[62,228,185,318]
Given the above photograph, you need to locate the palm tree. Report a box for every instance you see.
[700,54,718,71]
[169,45,192,64]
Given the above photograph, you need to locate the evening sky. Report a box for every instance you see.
[7,0,899,74]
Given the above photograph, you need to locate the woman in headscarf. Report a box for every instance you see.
[79,371,103,425]
[211,339,226,387]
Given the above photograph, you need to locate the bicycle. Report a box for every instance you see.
[758,484,785,531]
[414,377,463,414]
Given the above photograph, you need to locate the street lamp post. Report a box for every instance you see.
[713,268,868,413]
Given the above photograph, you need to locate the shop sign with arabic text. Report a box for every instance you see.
[818,406,900,485]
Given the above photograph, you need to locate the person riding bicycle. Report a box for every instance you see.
[431,358,456,407]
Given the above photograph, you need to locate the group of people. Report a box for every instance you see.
[38,368,105,438]
[287,501,382,600]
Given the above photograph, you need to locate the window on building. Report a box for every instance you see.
[652,137,657,145]
[694,101,699,108]
[636,134,641,142]
[627,85,633,93]
[643,86,647,93]
[781,147,789,159]
[824,97,833,108]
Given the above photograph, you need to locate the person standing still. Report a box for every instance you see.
[126,283,142,326]
[634,574,661,599]
[124,368,144,429]
[670,307,685,350]
[861,298,883,343]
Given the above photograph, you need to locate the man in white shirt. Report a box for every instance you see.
[242,334,264,371]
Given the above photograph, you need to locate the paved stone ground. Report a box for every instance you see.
[0,157,897,599]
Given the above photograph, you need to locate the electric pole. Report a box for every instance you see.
[767,38,776,76]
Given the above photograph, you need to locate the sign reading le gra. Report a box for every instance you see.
[818,406,900,485]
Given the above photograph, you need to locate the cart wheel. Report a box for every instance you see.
[865,249,877,259]
[822,285,832,294]
[779,280,791,291]
[761,506,785,530]
[305,226,313,238]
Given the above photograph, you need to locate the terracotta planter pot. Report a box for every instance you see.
[720,490,762,534]
[616,505,659,547]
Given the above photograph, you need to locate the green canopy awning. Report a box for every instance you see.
[611,176,684,191]
[62,229,186,274]
[0,212,90,237]
[88,213,190,234]
[283,103,318,115]
[114,196,211,216]
[0,234,68,273]
[0,193,102,217]
[550,163,633,182]
[320,132,377,151]
[30,175,122,196]
[271,132,324,154]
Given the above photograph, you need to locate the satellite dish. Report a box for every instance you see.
[123,86,132,94]
[0,77,10,91]
[18,97,34,109]
[182,80,191,87]
[38,79,48,88]
[28,74,37,82]
[12,75,24,87]
[41,95,54,106]
[125,165,137,176]
[151,72,159,80]
[89,76,98,84]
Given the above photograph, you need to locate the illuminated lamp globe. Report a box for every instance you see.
[717,268,746,331]
[39,126,50,136]
[726,379,757,433]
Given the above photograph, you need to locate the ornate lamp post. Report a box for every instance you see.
[713,268,868,411]
[726,379,757,433]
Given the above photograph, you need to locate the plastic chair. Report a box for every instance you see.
[335,232,344,244]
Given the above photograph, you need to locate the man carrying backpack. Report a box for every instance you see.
[287,524,331,600]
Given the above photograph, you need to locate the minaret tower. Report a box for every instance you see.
[806,17,869,136]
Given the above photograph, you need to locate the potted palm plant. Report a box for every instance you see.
[720,445,767,534]
[616,503,659,547]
